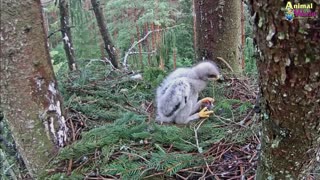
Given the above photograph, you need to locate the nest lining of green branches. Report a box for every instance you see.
[46,60,260,179]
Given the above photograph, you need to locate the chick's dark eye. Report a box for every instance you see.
[208,74,217,78]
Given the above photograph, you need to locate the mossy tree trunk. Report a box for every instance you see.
[0,0,69,177]
[91,0,119,68]
[59,0,78,71]
[250,0,320,179]
[194,0,242,73]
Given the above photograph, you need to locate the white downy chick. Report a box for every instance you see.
[156,61,223,124]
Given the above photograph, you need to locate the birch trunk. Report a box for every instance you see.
[59,0,77,71]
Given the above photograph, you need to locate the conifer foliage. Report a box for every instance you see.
[45,59,260,179]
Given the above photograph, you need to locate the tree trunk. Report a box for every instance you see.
[59,0,77,71]
[194,0,242,73]
[250,0,320,179]
[136,25,144,69]
[240,1,245,69]
[145,23,151,66]
[192,0,197,60]
[91,0,119,68]
[0,0,69,177]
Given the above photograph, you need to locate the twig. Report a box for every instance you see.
[180,138,197,148]
[85,58,119,72]
[216,57,234,72]
[143,172,164,179]
[199,168,208,180]
[47,26,75,38]
[214,114,247,128]
[204,159,214,175]
[128,50,156,55]
[84,176,115,180]
[194,118,207,153]
[239,110,253,126]
[179,165,207,172]
[102,57,117,70]
[145,101,153,113]
[47,28,62,38]
[74,158,90,172]
[67,159,73,176]
[167,144,173,153]
[120,152,149,163]
[175,173,188,180]
[217,145,233,161]
[122,25,180,69]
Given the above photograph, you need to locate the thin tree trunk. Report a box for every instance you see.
[250,0,320,179]
[99,40,106,59]
[192,0,197,60]
[134,8,143,69]
[240,1,245,70]
[136,25,144,69]
[173,48,177,69]
[151,23,155,50]
[194,0,242,73]
[91,0,119,68]
[59,0,77,71]
[145,23,151,66]
[1,0,68,177]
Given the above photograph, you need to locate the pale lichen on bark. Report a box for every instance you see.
[36,82,67,147]
[59,0,77,71]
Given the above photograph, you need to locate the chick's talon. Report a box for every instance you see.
[199,107,214,118]
[201,97,215,103]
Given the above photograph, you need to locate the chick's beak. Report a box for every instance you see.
[216,75,224,83]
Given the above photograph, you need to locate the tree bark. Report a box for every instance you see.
[136,25,144,69]
[192,0,197,60]
[194,0,242,73]
[0,0,69,177]
[59,0,77,71]
[91,0,119,68]
[250,0,320,179]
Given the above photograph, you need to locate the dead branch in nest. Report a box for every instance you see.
[216,57,234,72]
[223,75,258,104]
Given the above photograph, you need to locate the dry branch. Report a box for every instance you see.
[122,25,180,69]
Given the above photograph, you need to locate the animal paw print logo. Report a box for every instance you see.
[285,7,294,21]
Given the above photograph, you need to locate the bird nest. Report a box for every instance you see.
[47,64,261,179]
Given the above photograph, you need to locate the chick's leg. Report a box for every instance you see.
[198,107,214,118]
[191,97,215,114]
[200,97,215,103]
[182,107,214,124]
[178,97,215,124]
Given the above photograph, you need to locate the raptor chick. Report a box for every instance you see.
[156,61,222,124]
